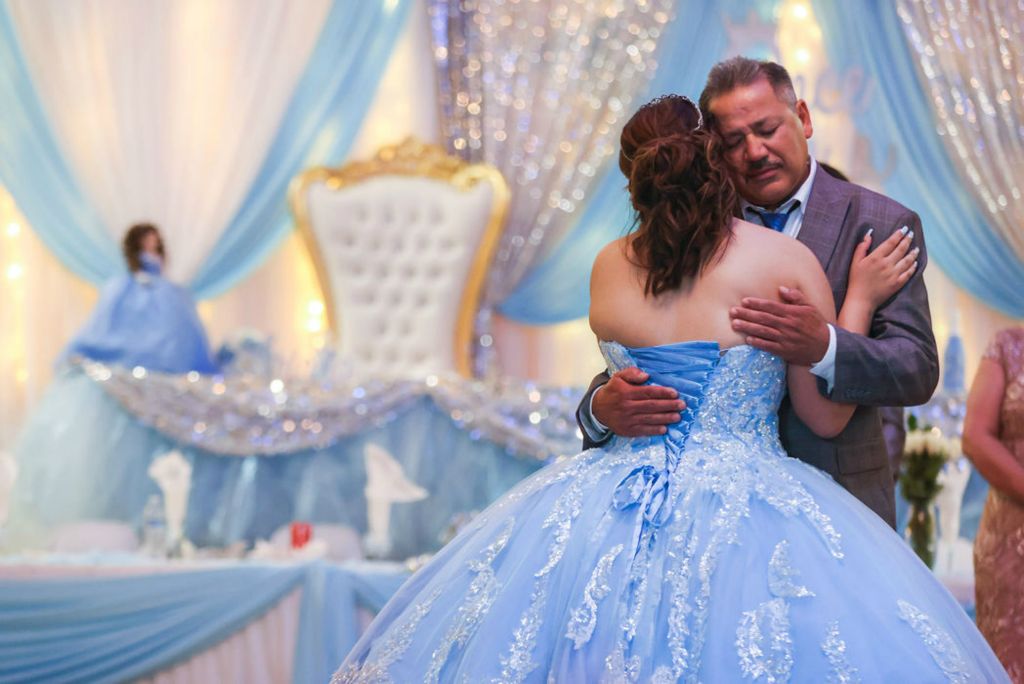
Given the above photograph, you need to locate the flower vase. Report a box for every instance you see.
[906,500,937,568]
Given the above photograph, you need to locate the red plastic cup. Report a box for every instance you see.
[290,521,312,549]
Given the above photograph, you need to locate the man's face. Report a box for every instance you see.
[708,78,813,209]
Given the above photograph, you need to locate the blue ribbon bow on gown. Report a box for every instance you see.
[609,341,720,550]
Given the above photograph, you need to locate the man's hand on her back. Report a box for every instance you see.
[592,367,685,437]
[729,287,830,366]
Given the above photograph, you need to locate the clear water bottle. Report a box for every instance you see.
[141,494,167,557]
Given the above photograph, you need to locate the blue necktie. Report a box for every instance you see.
[754,201,800,233]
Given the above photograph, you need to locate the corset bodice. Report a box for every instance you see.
[600,340,786,453]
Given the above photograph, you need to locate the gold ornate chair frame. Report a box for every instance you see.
[288,137,509,377]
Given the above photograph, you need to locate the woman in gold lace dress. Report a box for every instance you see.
[964,327,1024,682]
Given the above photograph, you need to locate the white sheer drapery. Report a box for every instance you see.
[7,0,332,282]
[0,2,440,450]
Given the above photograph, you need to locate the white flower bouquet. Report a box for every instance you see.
[900,416,957,567]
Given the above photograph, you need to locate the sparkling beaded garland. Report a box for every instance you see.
[896,0,1024,260]
[428,0,674,372]
[76,357,582,462]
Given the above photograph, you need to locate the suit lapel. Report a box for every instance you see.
[798,167,849,276]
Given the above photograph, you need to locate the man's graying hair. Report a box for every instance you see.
[698,57,798,129]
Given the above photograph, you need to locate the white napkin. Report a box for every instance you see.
[148,450,192,547]
[363,443,428,557]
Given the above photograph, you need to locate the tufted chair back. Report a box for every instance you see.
[289,138,508,379]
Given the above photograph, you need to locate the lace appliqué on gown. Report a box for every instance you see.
[335,342,1008,683]
[426,519,516,683]
[566,544,625,648]
[897,600,969,683]
[821,621,859,684]
[333,586,444,684]
[735,541,814,682]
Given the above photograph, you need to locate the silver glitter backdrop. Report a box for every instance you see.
[898,0,1024,260]
[428,0,675,308]
[77,359,582,462]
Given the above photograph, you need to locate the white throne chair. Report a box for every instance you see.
[289,138,508,380]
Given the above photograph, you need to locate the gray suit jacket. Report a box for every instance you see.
[880,406,908,483]
[577,169,939,528]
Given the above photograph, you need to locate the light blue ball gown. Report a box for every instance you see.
[62,253,217,374]
[335,341,1007,683]
[6,255,217,542]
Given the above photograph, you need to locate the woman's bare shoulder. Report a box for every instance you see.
[595,235,631,261]
[730,220,821,269]
[733,220,811,260]
[591,236,636,281]
[589,236,639,338]
[723,219,831,316]
[732,219,807,251]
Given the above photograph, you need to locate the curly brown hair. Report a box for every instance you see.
[122,223,164,272]
[619,95,738,297]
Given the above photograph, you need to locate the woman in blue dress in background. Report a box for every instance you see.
[63,223,217,374]
[6,224,217,547]
[334,96,1007,682]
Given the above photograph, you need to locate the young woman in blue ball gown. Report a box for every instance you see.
[62,223,217,374]
[334,97,1007,682]
[7,224,216,544]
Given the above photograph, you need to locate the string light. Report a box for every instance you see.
[0,186,28,445]
[778,0,819,75]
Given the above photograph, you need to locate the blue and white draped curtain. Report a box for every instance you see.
[0,0,411,298]
[2,0,1021,318]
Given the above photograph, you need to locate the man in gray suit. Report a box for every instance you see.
[820,163,909,483]
[576,57,938,528]
[880,406,908,481]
